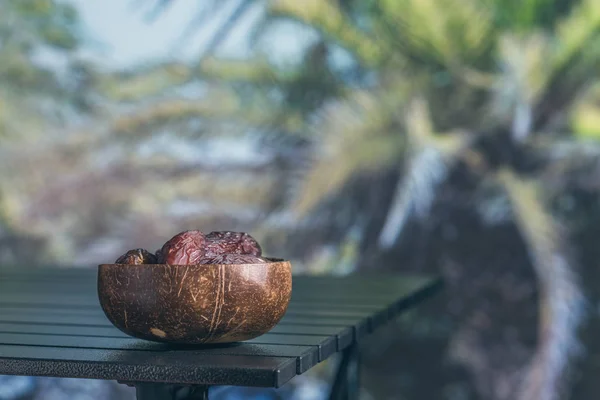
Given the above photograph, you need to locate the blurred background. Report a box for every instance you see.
[1,0,600,399]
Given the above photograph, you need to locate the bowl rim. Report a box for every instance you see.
[98,257,290,269]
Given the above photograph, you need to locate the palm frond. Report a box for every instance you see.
[107,84,311,140]
[171,0,232,48]
[110,92,240,136]
[143,0,176,22]
[553,0,600,73]
[532,0,600,130]
[378,147,447,248]
[100,63,193,102]
[0,187,24,231]
[492,32,554,140]
[481,0,579,31]
[378,99,467,249]
[268,0,386,66]
[197,0,256,59]
[498,169,585,400]
[377,0,494,69]
[0,89,53,141]
[568,76,600,138]
[140,0,257,60]
[291,89,404,217]
[567,81,600,141]
[199,57,276,82]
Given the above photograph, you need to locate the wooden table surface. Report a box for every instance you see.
[0,267,442,389]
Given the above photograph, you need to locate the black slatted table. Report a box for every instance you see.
[0,268,442,400]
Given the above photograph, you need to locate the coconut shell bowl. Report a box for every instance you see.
[97,258,292,345]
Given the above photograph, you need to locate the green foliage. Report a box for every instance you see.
[0,0,85,139]
[11,0,79,50]
[292,88,406,215]
[200,57,279,83]
[0,0,91,240]
[100,63,193,102]
[269,0,387,66]
[271,0,600,209]
[250,2,596,397]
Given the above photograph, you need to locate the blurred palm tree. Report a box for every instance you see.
[262,2,599,399]
[127,0,600,399]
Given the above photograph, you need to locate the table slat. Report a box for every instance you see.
[0,333,317,373]
[0,268,442,387]
[0,344,297,387]
[0,322,337,361]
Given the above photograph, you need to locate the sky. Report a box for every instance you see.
[71,0,247,68]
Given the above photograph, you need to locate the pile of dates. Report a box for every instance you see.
[115,230,267,265]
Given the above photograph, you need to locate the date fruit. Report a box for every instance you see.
[157,230,206,265]
[115,248,157,265]
[199,253,267,265]
[205,231,262,257]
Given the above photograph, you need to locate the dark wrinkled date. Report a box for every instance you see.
[115,248,157,265]
[114,230,268,265]
[157,230,206,265]
[200,254,267,265]
[205,231,262,257]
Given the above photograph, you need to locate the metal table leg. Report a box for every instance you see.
[119,382,209,400]
[328,344,360,400]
